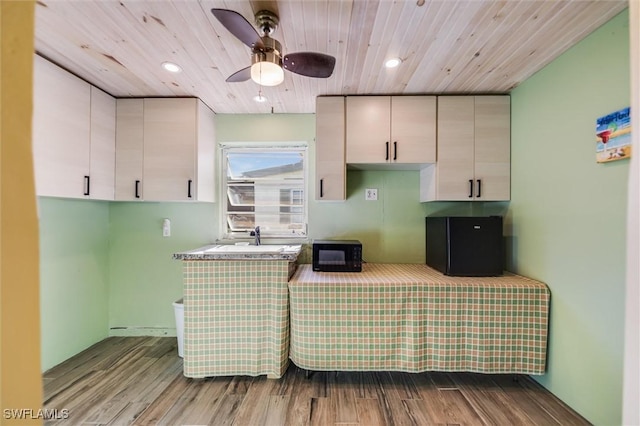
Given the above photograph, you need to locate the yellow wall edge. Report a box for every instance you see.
[1,1,43,425]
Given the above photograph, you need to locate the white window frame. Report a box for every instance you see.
[219,142,308,241]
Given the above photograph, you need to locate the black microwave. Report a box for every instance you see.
[312,240,362,272]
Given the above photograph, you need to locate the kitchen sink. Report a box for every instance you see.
[204,244,301,254]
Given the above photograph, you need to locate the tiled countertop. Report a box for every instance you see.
[173,244,302,261]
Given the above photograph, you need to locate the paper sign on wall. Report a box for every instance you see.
[596,107,631,163]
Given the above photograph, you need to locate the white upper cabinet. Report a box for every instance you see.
[430,96,475,200]
[114,99,144,200]
[33,55,115,199]
[474,96,511,201]
[345,96,390,164]
[143,98,197,201]
[390,96,437,164]
[420,95,510,202]
[115,98,215,202]
[346,96,436,166]
[315,97,346,201]
[89,87,116,200]
[195,100,216,203]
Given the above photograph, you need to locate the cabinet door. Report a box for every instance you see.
[115,99,144,200]
[195,100,216,202]
[315,97,346,201]
[436,96,475,200]
[391,96,436,163]
[89,87,115,200]
[346,96,391,164]
[143,98,196,201]
[474,96,510,201]
[33,55,91,198]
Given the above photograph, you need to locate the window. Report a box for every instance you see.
[222,144,307,239]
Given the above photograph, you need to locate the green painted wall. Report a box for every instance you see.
[215,113,316,142]
[310,171,506,263]
[39,197,110,371]
[508,9,629,425]
[108,202,216,334]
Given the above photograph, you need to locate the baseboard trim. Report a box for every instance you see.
[109,327,177,337]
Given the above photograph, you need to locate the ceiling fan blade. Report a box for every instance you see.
[282,52,336,78]
[225,66,251,83]
[211,8,263,49]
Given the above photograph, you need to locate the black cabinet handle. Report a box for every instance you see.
[187,179,193,198]
[468,179,474,198]
[84,175,90,196]
[135,180,141,199]
[385,142,389,161]
[393,141,397,160]
[320,178,324,198]
[477,179,482,198]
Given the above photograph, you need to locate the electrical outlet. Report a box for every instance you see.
[365,188,378,201]
[162,218,171,237]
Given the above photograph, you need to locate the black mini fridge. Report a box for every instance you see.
[426,216,503,276]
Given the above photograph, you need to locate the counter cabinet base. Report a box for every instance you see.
[181,259,292,379]
[288,264,550,375]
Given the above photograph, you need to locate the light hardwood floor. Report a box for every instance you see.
[43,337,589,425]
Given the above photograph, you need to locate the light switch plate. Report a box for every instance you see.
[365,188,378,201]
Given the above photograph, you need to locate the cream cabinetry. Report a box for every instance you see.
[114,99,144,200]
[315,97,346,201]
[474,96,511,200]
[420,96,510,202]
[346,96,436,166]
[115,98,215,202]
[33,55,115,200]
[89,87,116,200]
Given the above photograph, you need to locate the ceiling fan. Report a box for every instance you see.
[210,8,336,87]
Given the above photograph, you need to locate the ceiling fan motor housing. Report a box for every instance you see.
[252,36,283,66]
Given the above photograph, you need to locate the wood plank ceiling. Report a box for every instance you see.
[34,0,627,114]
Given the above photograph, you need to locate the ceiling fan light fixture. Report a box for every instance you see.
[250,44,284,87]
[251,61,284,86]
[250,37,284,86]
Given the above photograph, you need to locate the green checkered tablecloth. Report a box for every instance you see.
[182,260,292,378]
[288,264,550,375]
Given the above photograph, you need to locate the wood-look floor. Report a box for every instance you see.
[43,337,589,426]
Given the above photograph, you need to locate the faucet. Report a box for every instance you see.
[250,226,261,245]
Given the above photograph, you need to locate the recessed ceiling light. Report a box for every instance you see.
[161,61,182,73]
[253,94,268,103]
[385,58,402,68]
